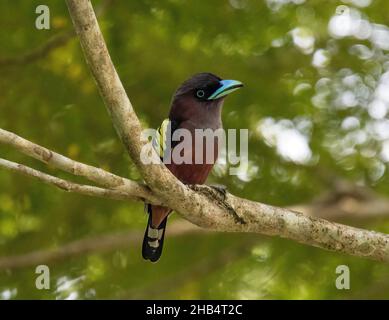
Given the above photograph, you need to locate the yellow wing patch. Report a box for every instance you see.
[153,119,170,158]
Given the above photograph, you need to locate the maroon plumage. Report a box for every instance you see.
[142,73,242,262]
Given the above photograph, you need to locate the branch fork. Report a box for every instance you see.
[0,0,388,263]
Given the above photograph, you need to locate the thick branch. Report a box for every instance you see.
[1,137,388,260]
[65,0,186,198]
[65,0,389,262]
[2,128,389,221]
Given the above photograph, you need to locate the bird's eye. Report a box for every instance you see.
[196,89,205,99]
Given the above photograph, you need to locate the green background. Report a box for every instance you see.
[0,0,388,299]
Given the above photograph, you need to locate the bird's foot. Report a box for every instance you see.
[209,184,228,200]
[188,184,228,201]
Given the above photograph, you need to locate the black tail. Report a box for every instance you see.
[142,205,168,262]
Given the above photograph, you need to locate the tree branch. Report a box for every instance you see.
[292,184,389,221]
[2,129,388,222]
[0,0,114,68]
[0,30,75,68]
[0,158,133,201]
[0,0,386,266]
[0,128,158,203]
[63,0,389,262]
[120,238,255,299]
[0,220,203,270]
[1,136,388,262]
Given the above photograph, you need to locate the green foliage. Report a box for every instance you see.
[0,0,388,299]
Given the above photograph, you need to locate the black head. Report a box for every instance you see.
[174,72,243,102]
[169,72,243,124]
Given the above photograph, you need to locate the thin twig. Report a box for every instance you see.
[0,220,203,270]
[0,0,114,68]
[0,128,157,203]
[0,158,134,201]
[1,0,387,275]
[0,30,75,68]
[64,0,389,262]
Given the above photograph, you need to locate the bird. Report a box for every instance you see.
[142,72,243,262]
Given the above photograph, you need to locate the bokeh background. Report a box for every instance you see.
[1,0,389,299]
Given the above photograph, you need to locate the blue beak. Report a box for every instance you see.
[207,79,243,100]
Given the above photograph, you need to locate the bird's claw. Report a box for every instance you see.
[209,184,228,200]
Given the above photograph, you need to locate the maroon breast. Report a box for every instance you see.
[166,122,220,185]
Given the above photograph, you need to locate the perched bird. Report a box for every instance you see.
[142,72,243,262]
